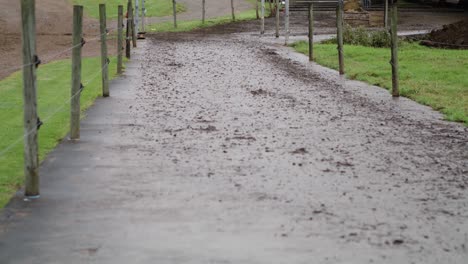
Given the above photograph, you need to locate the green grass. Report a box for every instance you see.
[71,0,186,19]
[0,57,120,207]
[148,2,271,33]
[147,9,258,32]
[291,41,468,125]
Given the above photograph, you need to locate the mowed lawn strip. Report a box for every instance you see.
[292,42,468,125]
[71,0,186,19]
[148,9,258,32]
[148,2,271,33]
[0,57,119,207]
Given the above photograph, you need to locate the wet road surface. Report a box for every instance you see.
[0,31,467,263]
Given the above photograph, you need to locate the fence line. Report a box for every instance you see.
[0,27,118,75]
[43,27,118,64]
[0,61,110,159]
[0,2,130,161]
[0,1,134,196]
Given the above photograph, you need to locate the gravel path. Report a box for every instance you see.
[0,28,467,263]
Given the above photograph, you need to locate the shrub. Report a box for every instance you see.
[370,30,392,48]
[324,24,393,48]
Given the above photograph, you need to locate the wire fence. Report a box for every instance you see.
[0,0,140,198]
[0,20,120,159]
[0,27,118,76]
[0,60,110,159]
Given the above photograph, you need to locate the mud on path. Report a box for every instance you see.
[1,25,467,262]
[133,33,468,263]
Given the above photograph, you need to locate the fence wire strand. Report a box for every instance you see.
[0,61,110,159]
[0,26,118,75]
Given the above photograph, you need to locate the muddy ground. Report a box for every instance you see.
[0,17,467,263]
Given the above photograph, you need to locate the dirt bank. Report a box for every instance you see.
[0,0,117,80]
[0,0,256,80]
[422,18,468,48]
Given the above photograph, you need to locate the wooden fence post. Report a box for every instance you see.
[285,0,289,45]
[130,0,137,47]
[256,0,259,19]
[337,0,344,75]
[172,0,177,28]
[71,5,83,140]
[135,0,140,33]
[269,0,272,17]
[384,0,389,28]
[142,0,146,32]
[390,1,399,96]
[21,0,39,198]
[202,0,206,24]
[261,0,265,34]
[275,0,280,38]
[231,0,236,21]
[99,4,109,97]
[117,5,124,74]
[275,0,279,38]
[126,0,131,59]
[308,3,314,61]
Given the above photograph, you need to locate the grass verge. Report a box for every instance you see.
[148,0,272,33]
[291,41,468,125]
[71,0,186,19]
[148,9,258,33]
[0,57,119,207]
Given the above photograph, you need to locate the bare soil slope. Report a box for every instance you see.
[0,0,74,34]
[0,0,256,80]
[0,0,113,80]
[424,18,468,48]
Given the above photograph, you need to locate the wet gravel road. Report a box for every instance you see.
[134,33,468,263]
[0,31,467,263]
